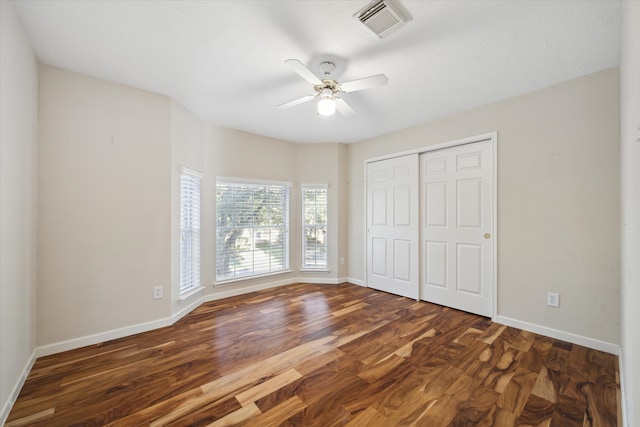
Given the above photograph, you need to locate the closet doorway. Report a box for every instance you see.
[366,134,496,317]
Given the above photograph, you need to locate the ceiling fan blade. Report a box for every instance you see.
[284,59,323,86]
[335,97,355,117]
[277,93,318,109]
[340,74,389,93]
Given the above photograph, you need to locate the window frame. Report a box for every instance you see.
[179,167,203,295]
[215,177,292,285]
[301,183,329,272]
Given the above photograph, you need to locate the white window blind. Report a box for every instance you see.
[216,179,290,282]
[180,169,202,293]
[302,184,328,269]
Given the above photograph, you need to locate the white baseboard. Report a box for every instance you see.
[1,349,36,426]
[35,316,173,358]
[205,275,354,301]
[172,295,204,324]
[205,277,298,302]
[297,276,350,285]
[618,348,628,427]
[347,277,366,287]
[495,315,620,355]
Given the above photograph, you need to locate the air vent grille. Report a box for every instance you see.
[355,0,411,38]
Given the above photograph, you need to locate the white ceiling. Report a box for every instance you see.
[13,0,621,144]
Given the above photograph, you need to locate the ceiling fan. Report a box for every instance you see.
[277,59,389,117]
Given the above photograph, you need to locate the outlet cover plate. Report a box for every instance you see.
[153,286,163,299]
[547,292,559,307]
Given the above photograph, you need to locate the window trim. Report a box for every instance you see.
[217,176,292,188]
[301,183,328,271]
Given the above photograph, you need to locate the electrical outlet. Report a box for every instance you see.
[153,286,163,300]
[340,257,345,266]
[547,292,559,307]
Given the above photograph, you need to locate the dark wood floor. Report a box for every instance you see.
[7,283,620,426]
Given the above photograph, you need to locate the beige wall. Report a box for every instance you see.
[0,1,38,421]
[348,69,620,346]
[620,1,640,423]
[37,65,172,347]
[296,143,348,281]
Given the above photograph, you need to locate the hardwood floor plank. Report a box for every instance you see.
[394,328,437,358]
[206,402,261,427]
[302,357,369,423]
[339,362,426,415]
[531,366,557,403]
[357,354,406,383]
[478,323,508,344]
[199,335,337,396]
[344,406,387,426]
[581,381,618,427]
[551,395,586,427]
[331,301,369,317]
[235,368,302,406]
[415,394,459,426]
[4,408,55,427]
[448,385,501,426]
[295,348,345,376]
[166,397,243,427]
[497,368,539,415]
[516,394,556,426]
[444,371,478,402]
[239,396,306,427]
[367,363,439,416]
[422,366,465,402]
[6,283,620,426]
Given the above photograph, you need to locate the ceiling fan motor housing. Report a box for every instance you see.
[315,79,340,96]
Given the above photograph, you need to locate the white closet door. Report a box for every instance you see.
[420,140,494,316]
[366,154,419,299]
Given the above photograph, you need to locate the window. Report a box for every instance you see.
[216,179,290,282]
[180,168,202,293]
[302,184,328,270]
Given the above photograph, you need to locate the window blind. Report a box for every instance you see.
[216,180,290,282]
[302,185,328,269]
[180,170,202,293]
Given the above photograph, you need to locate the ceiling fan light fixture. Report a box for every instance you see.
[317,97,336,116]
[317,88,336,116]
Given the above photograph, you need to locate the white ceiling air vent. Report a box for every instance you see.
[355,0,412,39]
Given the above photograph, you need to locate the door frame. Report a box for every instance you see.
[363,132,498,320]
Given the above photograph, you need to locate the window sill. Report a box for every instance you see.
[300,268,330,273]
[178,285,205,303]
[215,270,293,287]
